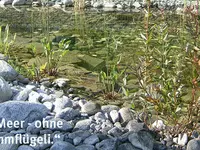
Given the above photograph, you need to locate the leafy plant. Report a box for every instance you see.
[0,25,16,57]
[41,37,69,76]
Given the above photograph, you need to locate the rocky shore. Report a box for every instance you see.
[0,0,196,9]
[0,54,200,150]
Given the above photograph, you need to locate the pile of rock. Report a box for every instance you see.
[0,56,200,150]
[0,0,195,9]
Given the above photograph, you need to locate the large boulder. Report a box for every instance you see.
[0,76,12,102]
[0,60,18,81]
[0,101,49,131]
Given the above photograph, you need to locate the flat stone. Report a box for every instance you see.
[101,105,119,113]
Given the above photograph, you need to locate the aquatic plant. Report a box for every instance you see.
[0,25,16,57]
[41,37,69,76]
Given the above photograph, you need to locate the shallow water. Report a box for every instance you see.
[0,6,184,104]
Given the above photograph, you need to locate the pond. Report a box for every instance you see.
[0,5,197,107]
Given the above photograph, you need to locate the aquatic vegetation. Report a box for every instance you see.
[0,25,16,57]
[41,37,69,76]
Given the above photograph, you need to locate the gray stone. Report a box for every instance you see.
[0,60,18,81]
[0,101,49,131]
[187,138,200,150]
[81,102,101,115]
[74,119,92,131]
[0,53,8,61]
[55,107,80,121]
[54,97,73,112]
[83,134,99,145]
[96,138,117,150]
[17,145,34,150]
[117,143,140,150]
[28,91,42,103]
[68,130,91,140]
[126,120,146,132]
[44,118,73,132]
[94,112,106,121]
[50,141,76,150]
[101,105,119,113]
[119,107,134,124]
[0,77,12,102]
[54,78,70,88]
[12,88,32,101]
[76,144,96,150]
[43,102,54,111]
[73,137,82,146]
[110,110,119,123]
[128,131,154,150]
[108,127,123,137]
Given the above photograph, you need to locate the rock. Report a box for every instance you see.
[74,119,92,131]
[44,118,73,132]
[119,107,134,124]
[68,130,91,140]
[54,97,73,112]
[50,141,76,150]
[117,143,140,150]
[96,138,117,150]
[152,120,166,131]
[101,105,119,113]
[0,77,12,102]
[187,138,200,150]
[110,110,119,123]
[54,78,70,88]
[12,0,32,5]
[55,107,80,121]
[0,53,8,61]
[73,137,82,146]
[83,134,99,145]
[0,139,18,150]
[178,133,188,146]
[0,0,13,5]
[81,102,101,115]
[43,102,54,111]
[104,2,115,8]
[12,88,32,101]
[94,112,107,121]
[28,91,42,103]
[132,2,141,8]
[76,144,96,150]
[128,131,154,150]
[126,120,147,132]
[61,0,73,6]
[108,127,123,137]
[0,101,49,131]
[0,60,18,81]
[18,145,34,150]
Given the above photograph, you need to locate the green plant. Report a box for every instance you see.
[41,37,69,76]
[0,25,16,56]
[98,56,126,99]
